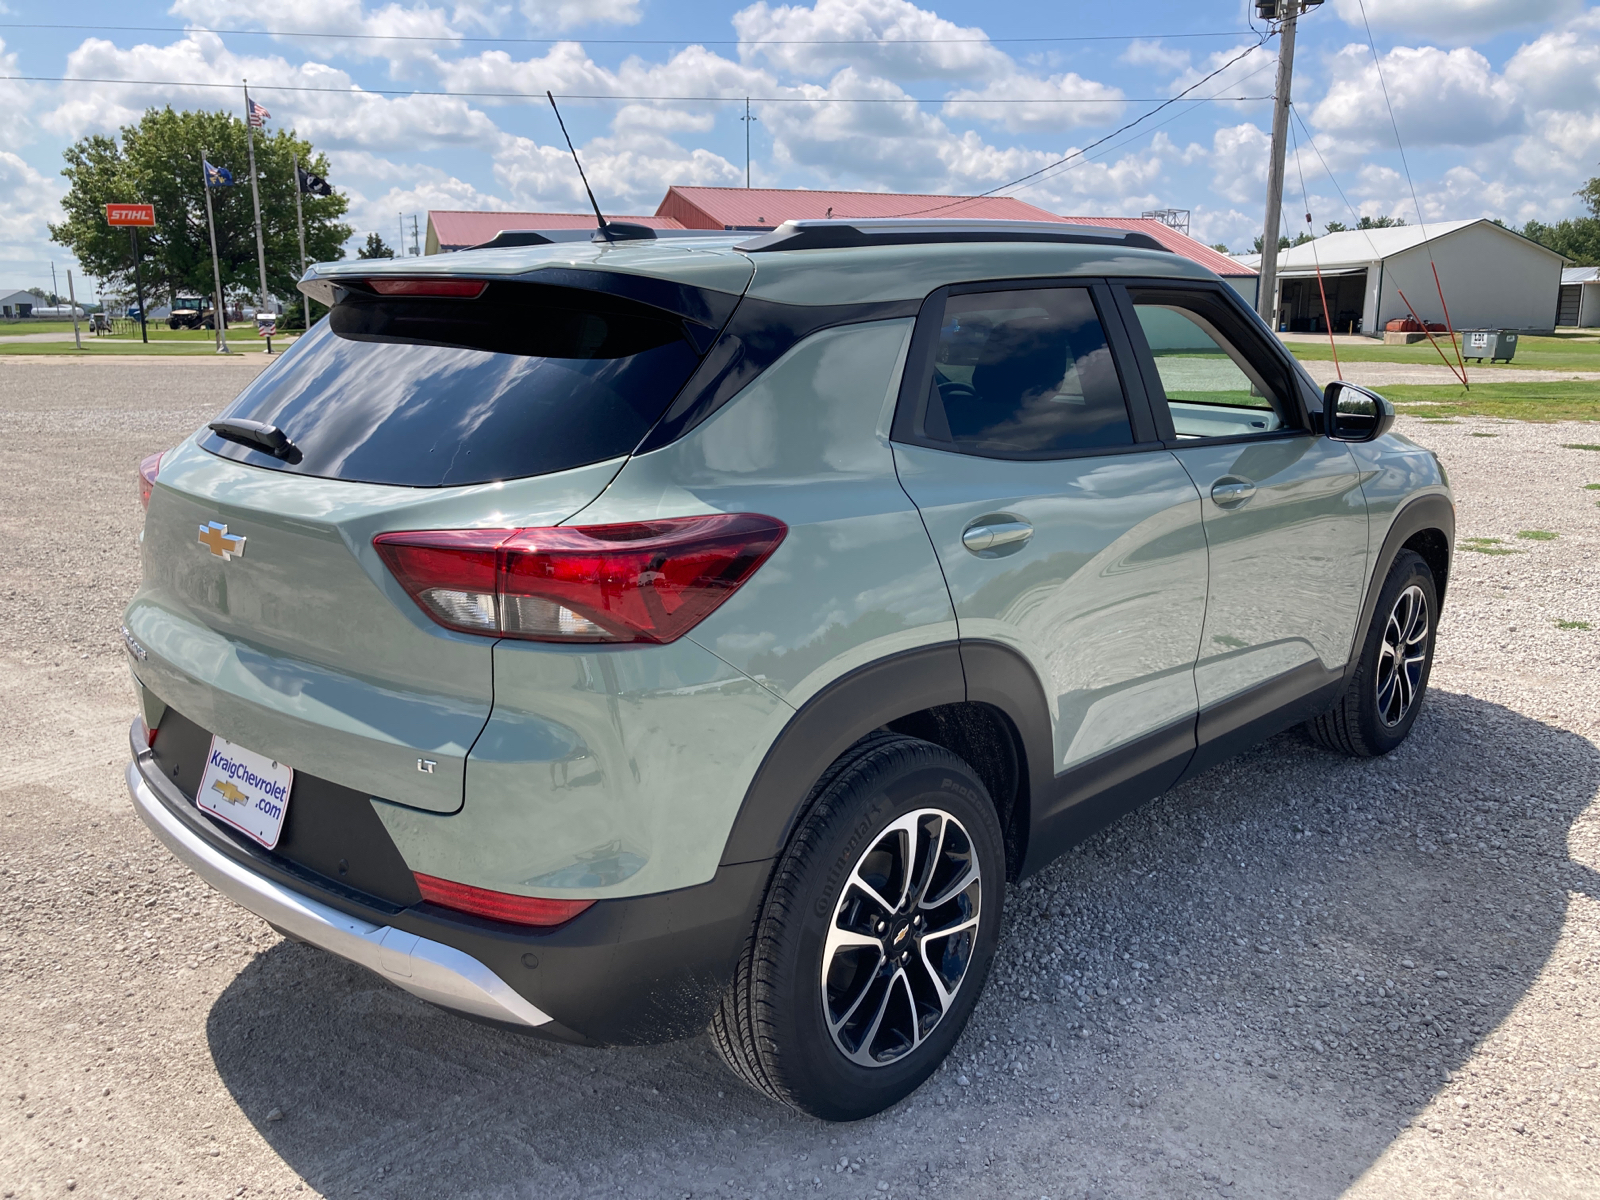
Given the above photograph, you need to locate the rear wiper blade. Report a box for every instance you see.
[208,418,303,464]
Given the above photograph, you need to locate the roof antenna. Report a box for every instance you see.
[547,90,614,243]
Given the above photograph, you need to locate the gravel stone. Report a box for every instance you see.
[0,359,1596,1198]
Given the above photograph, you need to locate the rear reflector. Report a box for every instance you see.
[366,278,488,298]
[413,872,595,926]
[138,450,163,510]
[373,513,786,644]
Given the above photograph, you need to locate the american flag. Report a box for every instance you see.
[247,99,270,128]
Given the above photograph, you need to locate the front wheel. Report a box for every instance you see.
[1308,549,1438,756]
[711,733,1005,1120]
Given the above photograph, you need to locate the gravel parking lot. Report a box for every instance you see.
[1,357,1597,1199]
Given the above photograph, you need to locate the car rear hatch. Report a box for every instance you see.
[127,255,749,814]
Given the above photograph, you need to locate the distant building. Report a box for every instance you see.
[0,289,36,318]
[421,187,1261,294]
[424,210,685,254]
[1559,266,1600,328]
[1244,219,1566,335]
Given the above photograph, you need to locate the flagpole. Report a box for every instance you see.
[242,81,272,348]
[292,152,310,331]
[201,150,229,354]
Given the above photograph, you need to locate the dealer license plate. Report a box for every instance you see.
[195,735,294,850]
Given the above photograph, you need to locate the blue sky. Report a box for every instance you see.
[1,0,1595,292]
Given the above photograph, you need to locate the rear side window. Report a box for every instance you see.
[916,287,1133,457]
[200,282,708,487]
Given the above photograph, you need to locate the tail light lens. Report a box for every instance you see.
[138,451,163,510]
[414,872,594,926]
[373,513,786,644]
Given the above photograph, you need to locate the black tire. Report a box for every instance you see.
[1308,549,1438,757]
[711,732,1005,1121]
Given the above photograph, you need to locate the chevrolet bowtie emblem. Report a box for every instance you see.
[199,521,246,560]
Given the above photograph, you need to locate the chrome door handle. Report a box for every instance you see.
[1210,478,1257,508]
[962,519,1033,555]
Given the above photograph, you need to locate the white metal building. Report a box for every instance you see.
[1261,219,1566,335]
[0,288,36,318]
[1558,266,1600,328]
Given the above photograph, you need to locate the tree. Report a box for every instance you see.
[1520,218,1600,266]
[1324,221,1348,234]
[1356,215,1405,229]
[1253,234,1293,253]
[1209,242,1231,254]
[358,232,396,259]
[49,107,351,312]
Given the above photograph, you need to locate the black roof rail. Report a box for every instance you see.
[735,218,1171,254]
[470,225,731,251]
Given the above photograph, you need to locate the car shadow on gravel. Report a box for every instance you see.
[203,688,1600,1199]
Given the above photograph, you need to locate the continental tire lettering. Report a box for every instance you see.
[940,777,978,802]
[816,815,878,917]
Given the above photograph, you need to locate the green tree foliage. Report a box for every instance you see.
[1518,172,1600,267]
[1521,218,1600,266]
[1356,215,1405,229]
[357,232,396,259]
[1324,221,1348,233]
[49,107,351,307]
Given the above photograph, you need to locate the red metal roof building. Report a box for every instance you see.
[654,185,1069,230]
[424,210,685,254]
[422,189,1256,288]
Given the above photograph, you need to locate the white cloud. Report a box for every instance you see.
[44,33,503,151]
[1310,44,1523,146]
[433,42,773,105]
[1209,122,1270,207]
[1166,42,1280,113]
[1329,0,1581,38]
[1504,27,1600,110]
[733,0,1012,82]
[339,164,514,250]
[519,0,642,30]
[0,150,65,267]
[493,130,741,210]
[943,71,1124,134]
[1121,39,1191,73]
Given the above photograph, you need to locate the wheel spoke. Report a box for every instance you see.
[826,951,886,1036]
[821,806,984,1069]
[921,860,979,910]
[1375,584,1429,728]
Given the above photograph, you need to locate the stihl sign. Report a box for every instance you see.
[105,204,155,227]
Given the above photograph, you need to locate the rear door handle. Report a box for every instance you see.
[962,518,1033,555]
[1209,478,1257,508]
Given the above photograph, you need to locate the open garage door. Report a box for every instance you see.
[1280,271,1367,334]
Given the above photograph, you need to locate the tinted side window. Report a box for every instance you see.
[918,287,1133,457]
[1127,291,1296,440]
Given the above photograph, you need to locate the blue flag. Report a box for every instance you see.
[204,159,234,188]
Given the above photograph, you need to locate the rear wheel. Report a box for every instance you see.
[1308,549,1438,757]
[711,733,1004,1120]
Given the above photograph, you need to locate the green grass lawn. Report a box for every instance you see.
[1385,381,1600,422]
[1287,333,1600,373]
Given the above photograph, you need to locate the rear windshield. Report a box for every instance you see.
[200,283,706,487]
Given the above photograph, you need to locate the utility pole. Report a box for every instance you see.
[1256,1,1321,329]
[741,98,757,188]
[128,228,148,343]
[399,213,406,257]
[412,214,421,257]
[49,261,59,309]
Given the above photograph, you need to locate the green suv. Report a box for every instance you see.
[124,218,1452,1120]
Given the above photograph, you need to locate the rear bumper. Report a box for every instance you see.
[124,719,771,1044]
[126,749,553,1029]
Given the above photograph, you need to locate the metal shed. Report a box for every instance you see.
[1260,219,1567,335]
[1559,266,1600,328]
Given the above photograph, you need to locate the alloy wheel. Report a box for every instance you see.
[820,808,982,1067]
[1376,583,1430,727]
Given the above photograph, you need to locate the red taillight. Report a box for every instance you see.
[414,872,595,926]
[373,514,786,644]
[367,278,487,298]
[138,451,163,510]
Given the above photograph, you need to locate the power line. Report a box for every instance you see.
[0,74,1271,105]
[889,34,1272,216]
[0,21,1257,47]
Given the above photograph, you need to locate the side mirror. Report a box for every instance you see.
[1323,380,1395,442]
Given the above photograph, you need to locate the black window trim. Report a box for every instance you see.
[889,276,1162,462]
[1110,278,1320,449]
